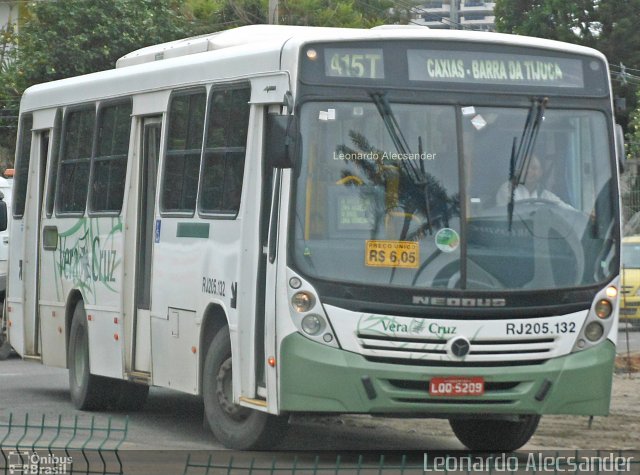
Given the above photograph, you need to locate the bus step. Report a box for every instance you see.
[22,354,42,361]
[257,385,267,398]
[127,371,151,384]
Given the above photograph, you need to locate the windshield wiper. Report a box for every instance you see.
[507,97,548,231]
[370,91,433,235]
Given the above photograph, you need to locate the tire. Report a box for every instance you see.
[449,415,540,452]
[67,301,112,410]
[203,326,288,449]
[0,339,11,360]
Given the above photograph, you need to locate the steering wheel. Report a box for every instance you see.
[516,198,561,207]
[525,206,585,287]
[336,175,364,185]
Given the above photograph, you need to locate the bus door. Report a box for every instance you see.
[12,127,49,357]
[132,116,162,374]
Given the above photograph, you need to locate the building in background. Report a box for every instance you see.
[411,0,495,31]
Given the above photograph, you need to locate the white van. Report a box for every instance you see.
[0,170,13,300]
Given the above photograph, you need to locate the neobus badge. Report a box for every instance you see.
[412,296,507,307]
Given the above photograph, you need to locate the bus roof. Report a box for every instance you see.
[20,24,608,113]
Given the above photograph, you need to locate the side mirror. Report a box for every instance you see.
[265,114,297,169]
[0,199,7,232]
[615,124,626,173]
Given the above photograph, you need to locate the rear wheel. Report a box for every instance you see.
[0,339,11,360]
[203,326,288,449]
[68,301,112,410]
[449,415,540,451]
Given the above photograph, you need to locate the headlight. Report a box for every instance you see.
[594,299,612,319]
[292,291,315,313]
[301,314,325,335]
[584,321,604,342]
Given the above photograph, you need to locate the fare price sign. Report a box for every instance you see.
[325,48,384,79]
[408,49,585,88]
[365,240,419,268]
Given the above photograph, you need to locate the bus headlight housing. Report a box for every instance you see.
[572,279,619,353]
[286,270,340,349]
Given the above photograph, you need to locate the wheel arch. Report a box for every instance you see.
[198,303,229,395]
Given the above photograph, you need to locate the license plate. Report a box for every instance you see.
[429,377,485,396]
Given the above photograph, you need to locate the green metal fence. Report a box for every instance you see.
[0,413,128,475]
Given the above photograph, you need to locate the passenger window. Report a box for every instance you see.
[200,87,250,215]
[161,90,206,213]
[45,111,62,218]
[90,101,132,213]
[57,107,95,214]
[13,114,33,218]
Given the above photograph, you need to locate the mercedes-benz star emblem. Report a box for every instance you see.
[449,337,471,358]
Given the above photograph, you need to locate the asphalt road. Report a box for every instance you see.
[0,353,462,450]
[1,328,638,474]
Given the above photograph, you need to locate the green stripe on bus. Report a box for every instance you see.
[176,223,210,238]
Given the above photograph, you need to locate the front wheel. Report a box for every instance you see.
[449,415,540,451]
[203,326,288,449]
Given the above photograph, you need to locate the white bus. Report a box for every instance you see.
[6,25,622,451]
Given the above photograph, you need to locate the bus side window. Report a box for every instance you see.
[57,106,96,215]
[199,86,250,216]
[13,114,33,219]
[45,110,62,218]
[161,89,206,214]
[89,100,132,214]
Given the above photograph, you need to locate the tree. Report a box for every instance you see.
[495,0,640,134]
[184,0,395,33]
[0,0,190,163]
[494,0,597,46]
[13,0,189,88]
[596,0,640,132]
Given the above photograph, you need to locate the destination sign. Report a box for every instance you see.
[407,50,585,88]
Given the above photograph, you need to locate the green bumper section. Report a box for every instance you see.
[279,333,615,416]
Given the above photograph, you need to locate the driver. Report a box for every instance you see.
[495,154,567,207]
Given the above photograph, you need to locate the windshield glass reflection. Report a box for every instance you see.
[292,102,617,291]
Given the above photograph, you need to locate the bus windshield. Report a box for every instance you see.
[292,101,616,291]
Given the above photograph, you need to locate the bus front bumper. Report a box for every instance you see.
[279,333,615,416]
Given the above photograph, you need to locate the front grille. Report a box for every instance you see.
[363,355,549,367]
[381,378,522,406]
[357,333,556,364]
